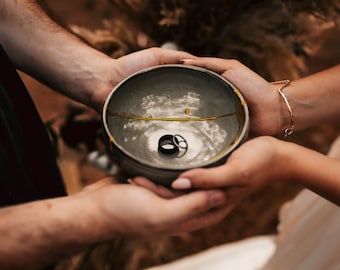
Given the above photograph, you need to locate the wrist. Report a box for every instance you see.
[84,56,119,112]
[259,137,295,182]
[63,192,114,244]
[45,195,101,247]
[276,139,298,182]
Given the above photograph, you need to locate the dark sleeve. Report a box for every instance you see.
[0,45,66,206]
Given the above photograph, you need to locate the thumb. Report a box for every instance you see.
[181,58,230,74]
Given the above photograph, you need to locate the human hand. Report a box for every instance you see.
[181,58,284,136]
[77,176,233,239]
[92,47,196,111]
[127,176,186,199]
[171,136,291,202]
[114,47,195,82]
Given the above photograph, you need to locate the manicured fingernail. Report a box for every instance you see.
[127,178,136,185]
[179,58,193,64]
[172,178,192,189]
[208,191,227,207]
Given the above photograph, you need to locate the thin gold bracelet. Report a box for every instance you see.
[271,80,294,136]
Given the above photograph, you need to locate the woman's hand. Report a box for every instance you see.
[172,135,340,205]
[181,58,283,136]
[171,137,291,203]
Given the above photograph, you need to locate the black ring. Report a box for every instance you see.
[158,135,179,155]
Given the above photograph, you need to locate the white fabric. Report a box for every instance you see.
[262,189,340,270]
[147,235,276,270]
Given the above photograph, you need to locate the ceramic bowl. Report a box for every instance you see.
[102,64,249,186]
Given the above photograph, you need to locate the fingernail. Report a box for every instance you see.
[172,178,192,189]
[208,191,226,207]
[179,58,193,64]
[127,178,136,185]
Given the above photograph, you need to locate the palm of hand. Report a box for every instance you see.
[80,177,230,238]
[81,181,178,237]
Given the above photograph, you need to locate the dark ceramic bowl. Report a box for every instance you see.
[102,64,249,186]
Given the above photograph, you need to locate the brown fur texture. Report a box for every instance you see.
[104,0,340,79]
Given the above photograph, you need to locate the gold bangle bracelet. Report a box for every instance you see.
[271,80,294,136]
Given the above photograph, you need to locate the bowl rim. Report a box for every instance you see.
[102,64,250,171]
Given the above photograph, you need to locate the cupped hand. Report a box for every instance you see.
[93,47,196,111]
[181,58,282,136]
[114,47,195,81]
[172,136,292,202]
[78,176,233,239]
[127,176,186,199]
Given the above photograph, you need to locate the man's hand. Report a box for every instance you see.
[78,176,233,238]
[92,47,196,111]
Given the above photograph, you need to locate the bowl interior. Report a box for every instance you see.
[104,65,248,170]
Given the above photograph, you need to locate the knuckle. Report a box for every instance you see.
[228,59,241,66]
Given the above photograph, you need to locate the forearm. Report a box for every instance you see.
[0,180,230,269]
[0,0,117,109]
[283,140,340,205]
[274,65,340,133]
[0,194,104,269]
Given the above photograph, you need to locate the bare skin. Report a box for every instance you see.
[178,58,340,136]
[0,177,232,269]
[0,0,198,111]
[0,1,235,269]
[170,58,340,206]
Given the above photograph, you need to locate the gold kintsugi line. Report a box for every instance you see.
[108,111,237,121]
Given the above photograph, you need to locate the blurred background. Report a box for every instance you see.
[22,1,340,269]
